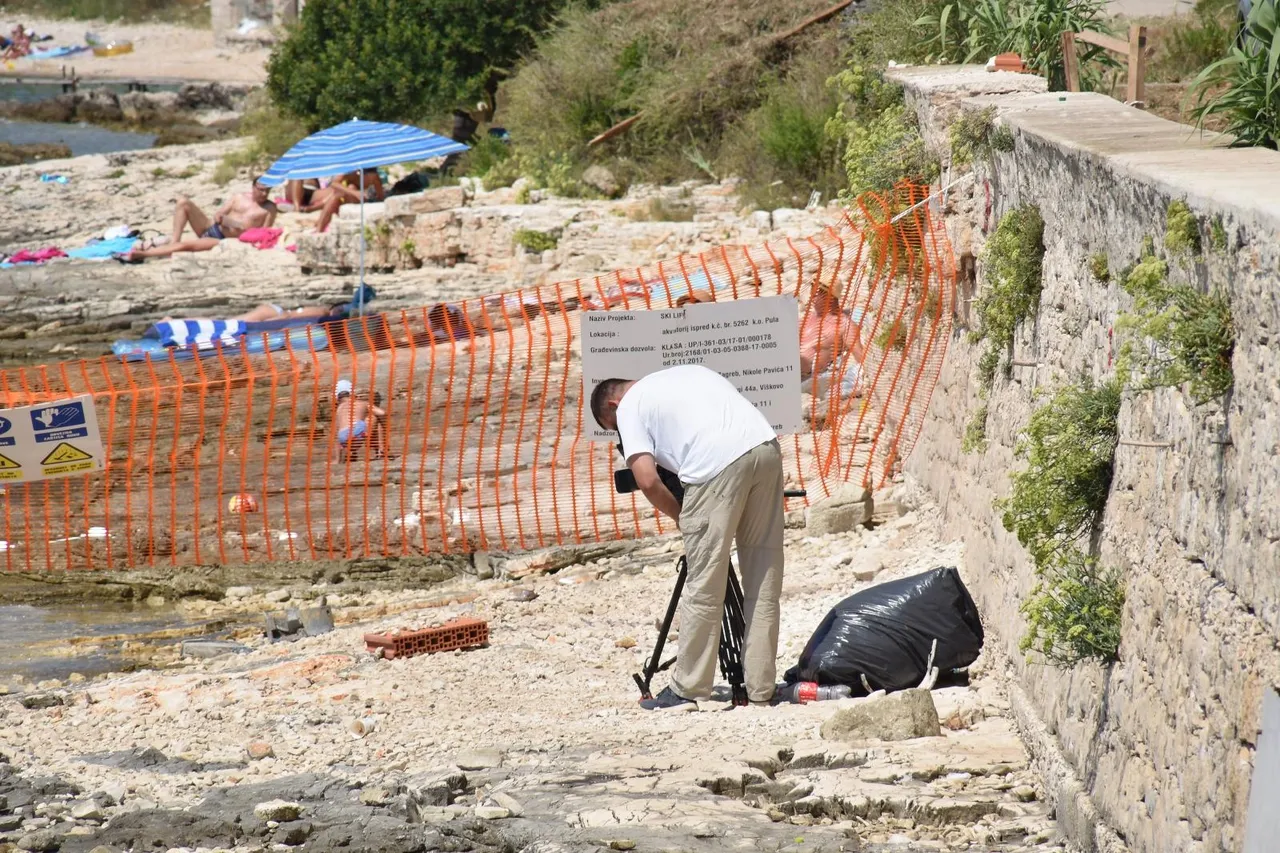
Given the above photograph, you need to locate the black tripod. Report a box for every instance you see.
[633,488,805,707]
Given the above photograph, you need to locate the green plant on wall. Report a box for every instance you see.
[999,378,1121,565]
[998,377,1124,665]
[1164,199,1201,257]
[1116,254,1235,403]
[514,228,559,253]
[948,107,1015,167]
[962,403,989,452]
[1020,547,1125,665]
[970,205,1046,390]
[1088,252,1110,282]
[1210,216,1229,252]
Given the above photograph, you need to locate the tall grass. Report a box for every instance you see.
[4,0,209,25]
[1191,0,1280,147]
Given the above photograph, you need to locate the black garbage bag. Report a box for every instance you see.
[784,566,984,693]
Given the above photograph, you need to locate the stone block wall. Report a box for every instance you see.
[887,67,1280,853]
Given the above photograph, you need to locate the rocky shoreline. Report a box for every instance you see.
[0,486,1070,853]
[0,81,252,162]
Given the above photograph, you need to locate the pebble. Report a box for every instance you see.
[608,841,637,851]
[473,805,510,820]
[69,800,103,821]
[246,741,275,760]
[265,588,292,603]
[614,636,637,649]
[225,586,254,600]
[509,588,539,602]
[19,694,64,710]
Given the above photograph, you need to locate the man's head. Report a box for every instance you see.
[812,276,843,314]
[335,379,353,402]
[675,289,716,308]
[590,378,634,430]
[250,176,271,204]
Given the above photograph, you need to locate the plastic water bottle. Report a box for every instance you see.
[779,682,852,704]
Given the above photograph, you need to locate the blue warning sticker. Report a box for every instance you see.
[29,400,89,443]
[0,415,12,448]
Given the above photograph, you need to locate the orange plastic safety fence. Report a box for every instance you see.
[0,184,954,571]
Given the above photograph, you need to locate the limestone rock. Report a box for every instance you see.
[225,585,254,600]
[19,693,64,709]
[490,791,525,817]
[474,805,510,820]
[359,787,391,806]
[455,747,503,770]
[820,688,942,742]
[69,800,104,821]
[17,829,62,852]
[582,165,622,199]
[254,800,303,821]
[265,588,291,603]
[806,486,872,536]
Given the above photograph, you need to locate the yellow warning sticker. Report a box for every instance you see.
[42,442,96,475]
[0,453,19,481]
[42,442,93,466]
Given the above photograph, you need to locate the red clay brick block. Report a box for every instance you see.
[364,617,489,660]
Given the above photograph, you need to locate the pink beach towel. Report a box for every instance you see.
[238,228,284,251]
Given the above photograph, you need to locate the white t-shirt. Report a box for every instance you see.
[615,364,776,486]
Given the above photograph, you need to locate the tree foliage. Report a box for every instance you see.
[267,0,570,130]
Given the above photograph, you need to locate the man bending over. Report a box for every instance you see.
[119,179,277,262]
[333,380,388,462]
[592,365,785,710]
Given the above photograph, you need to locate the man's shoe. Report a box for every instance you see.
[639,686,697,711]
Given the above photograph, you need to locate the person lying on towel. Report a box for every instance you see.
[116,178,277,263]
[332,380,388,462]
[157,284,378,325]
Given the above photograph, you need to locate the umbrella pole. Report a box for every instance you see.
[358,170,366,316]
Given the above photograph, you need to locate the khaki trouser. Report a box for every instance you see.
[671,439,785,702]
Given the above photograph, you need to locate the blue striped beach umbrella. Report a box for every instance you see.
[260,119,470,311]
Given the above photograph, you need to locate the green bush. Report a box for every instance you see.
[460,134,512,182]
[1020,547,1124,665]
[1192,0,1280,148]
[1117,254,1235,403]
[999,378,1121,566]
[514,229,559,253]
[831,67,939,199]
[268,0,571,130]
[916,0,1117,90]
[717,35,847,209]
[970,205,1045,389]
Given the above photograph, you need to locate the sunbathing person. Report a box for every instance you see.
[285,177,328,211]
[313,168,385,233]
[800,277,867,398]
[158,284,377,324]
[2,24,31,60]
[332,380,388,462]
[117,180,277,262]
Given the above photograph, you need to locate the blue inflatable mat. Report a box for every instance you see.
[112,327,329,363]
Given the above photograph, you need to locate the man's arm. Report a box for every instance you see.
[627,453,681,523]
[262,203,278,228]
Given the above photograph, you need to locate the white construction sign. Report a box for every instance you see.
[0,395,104,483]
[581,295,802,442]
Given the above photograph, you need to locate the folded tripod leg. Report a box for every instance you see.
[719,564,748,706]
[634,555,687,700]
[634,555,749,706]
